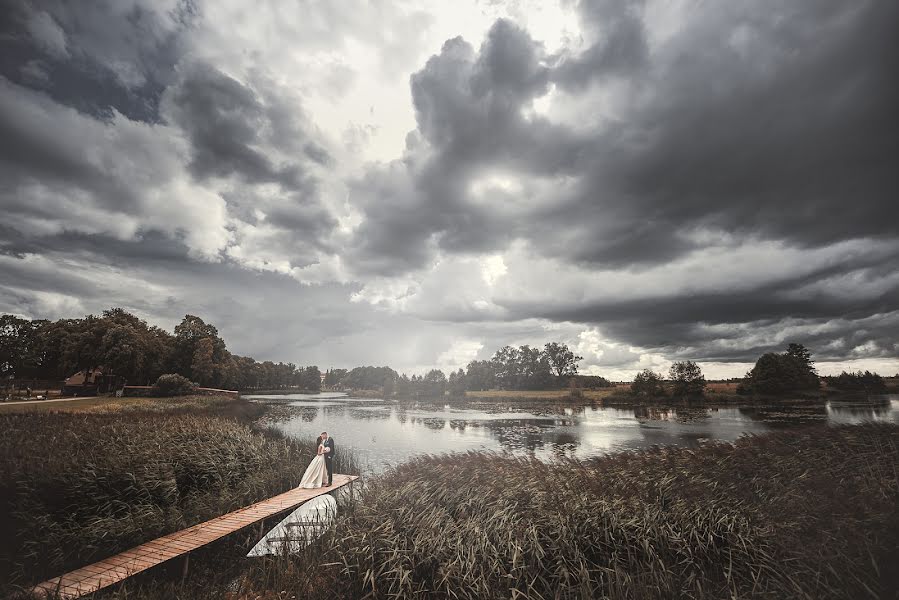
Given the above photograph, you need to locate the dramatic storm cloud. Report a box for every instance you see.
[1,0,897,378]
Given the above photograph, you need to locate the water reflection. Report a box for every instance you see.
[249,393,899,474]
[826,397,898,425]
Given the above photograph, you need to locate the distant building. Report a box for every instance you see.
[63,368,124,395]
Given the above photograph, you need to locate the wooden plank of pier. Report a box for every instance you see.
[31,474,359,599]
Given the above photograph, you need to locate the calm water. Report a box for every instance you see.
[245,393,899,474]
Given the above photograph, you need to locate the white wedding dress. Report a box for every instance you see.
[299,446,328,488]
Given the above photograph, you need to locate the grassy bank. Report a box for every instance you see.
[0,394,355,594]
[465,388,617,401]
[227,423,897,600]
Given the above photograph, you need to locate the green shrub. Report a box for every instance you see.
[825,370,887,394]
[668,360,706,397]
[631,368,665,397]
[154,373,197,396]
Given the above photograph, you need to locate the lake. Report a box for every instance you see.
[245,393,899,474]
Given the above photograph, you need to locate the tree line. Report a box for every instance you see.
[629,344,821,399]
[321,342,607,397]
[630,343,889,399]
[0,309,321,391]
[5,309,886,399]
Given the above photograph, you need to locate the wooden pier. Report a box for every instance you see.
[31,475,359,599]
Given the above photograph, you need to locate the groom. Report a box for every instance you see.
[319,431,335,486]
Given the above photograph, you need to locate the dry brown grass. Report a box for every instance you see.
[705,381,740,393]
[0,393,254,416]
[218,423,899,600]
[0,395,359,596]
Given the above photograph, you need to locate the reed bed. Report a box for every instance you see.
[0,406,353,591]
[230,423,897,600]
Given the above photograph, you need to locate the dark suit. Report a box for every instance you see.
[321,437,335,485]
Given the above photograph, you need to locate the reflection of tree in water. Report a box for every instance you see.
[475,418,580,453]
[738,403,827,427]
[632,406,712,423]
[347,408,391,421]
[394,407,408,423]
[826,397,891,419]
[419,417,446,430]
[299,407,318,422]
[449,420,467,432]
[549,431,580,453]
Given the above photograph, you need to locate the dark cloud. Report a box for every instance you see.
[347,20,585,275]
[341,0,898,365]
[498,241,899,361]
[162,63,326,188]
[550,0,648,89]
[0,0,193,122]
[541,0,899,264]
[0,0,896,372]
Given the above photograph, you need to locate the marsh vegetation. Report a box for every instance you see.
[0,395,357,595]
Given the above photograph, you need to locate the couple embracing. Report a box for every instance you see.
[299,431,335,488]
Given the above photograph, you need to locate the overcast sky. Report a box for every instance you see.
[1,0,897,379]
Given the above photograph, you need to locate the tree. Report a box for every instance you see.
[517,345,554,389]
[448,368,467,397]
[741,344,820,395]
[303,366,322,391]
[382,373,396,398]
[395,373,411,397]
[465,360,495,391]
[344,366,398,391]
[543,342,583,378]
[191,337,216,386]
[668,361,706,397]
[0,315,45,377]
[631,369,665,397]
[491,346,520,389]
[825,371,886,395]
[324,368,347,387]
[423,369,447,397]
[786,343,814,372]
[172,315,227,379]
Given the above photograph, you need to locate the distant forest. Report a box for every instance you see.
[0,309,321,390]
[324,341,604,398]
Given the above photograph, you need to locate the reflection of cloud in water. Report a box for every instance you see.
[269,396,899,474]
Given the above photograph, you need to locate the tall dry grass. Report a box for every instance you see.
[0,405,356,592]
[231,423,897,600]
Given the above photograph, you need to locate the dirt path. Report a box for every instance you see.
[1,395,98,405]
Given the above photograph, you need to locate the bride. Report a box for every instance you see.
[298,440,328,488]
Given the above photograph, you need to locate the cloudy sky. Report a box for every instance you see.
[1,0,897,379]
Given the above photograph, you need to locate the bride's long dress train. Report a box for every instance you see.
[299,453,327,488]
